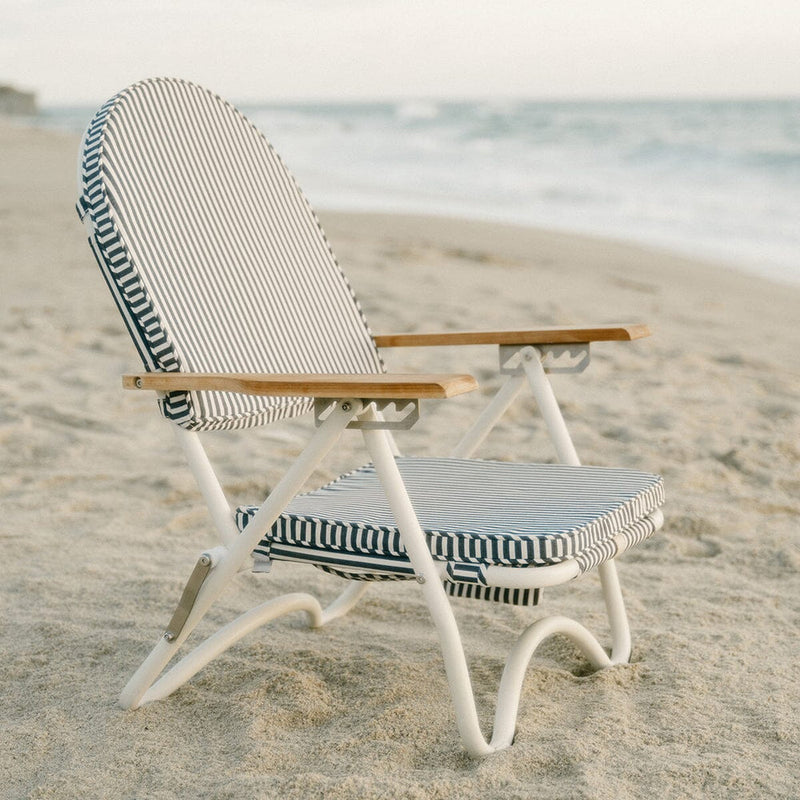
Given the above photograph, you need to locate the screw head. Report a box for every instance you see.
[341,402,351,412]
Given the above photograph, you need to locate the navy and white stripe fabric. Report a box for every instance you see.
[77,77,383,431]
[236,458,664,603]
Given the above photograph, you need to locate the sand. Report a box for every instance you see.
[1,120,799,799]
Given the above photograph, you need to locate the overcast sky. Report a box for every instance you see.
[2,0,798,106]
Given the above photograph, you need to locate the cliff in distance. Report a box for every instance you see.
[0,85,37,115]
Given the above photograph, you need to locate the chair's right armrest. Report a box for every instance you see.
[373,324,650,348]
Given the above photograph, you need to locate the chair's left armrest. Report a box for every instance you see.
[373,324,650,348]
[122,371,478,399]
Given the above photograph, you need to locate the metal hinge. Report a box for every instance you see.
[163,551,216,641]
[499,343,590,375]
[314,398,419,430]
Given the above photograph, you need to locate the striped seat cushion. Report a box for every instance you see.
[236,458,664,591]
[77,78,383,431]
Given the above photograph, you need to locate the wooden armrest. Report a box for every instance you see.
[122,372,477,399]
[373,324,650,348]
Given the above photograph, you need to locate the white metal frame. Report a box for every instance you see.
[120,346,662,757]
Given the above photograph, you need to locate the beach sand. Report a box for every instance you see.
[1,120,799,799]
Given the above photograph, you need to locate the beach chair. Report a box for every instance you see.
[76,78,664,756]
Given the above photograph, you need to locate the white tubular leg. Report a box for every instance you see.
[174,426,240,548]
[521,347,632,663]
[491,615,612,748]
[520,347,580,466]
[450,372,527,458]
[598,560,631,663]
[361,402,402,456]
[363,426,493,757]
[120,400,360,710]
[143,593,325,703]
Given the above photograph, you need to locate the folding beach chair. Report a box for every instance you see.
[76,78,664,756]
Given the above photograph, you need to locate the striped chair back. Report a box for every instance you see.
[77,78,383,431]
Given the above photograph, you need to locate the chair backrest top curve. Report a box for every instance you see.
[78,77,383,431]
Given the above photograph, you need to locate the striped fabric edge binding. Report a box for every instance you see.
[243,511,659,582]
[242,516,657,609]
[77,89,200,428]
[235,461,665,568]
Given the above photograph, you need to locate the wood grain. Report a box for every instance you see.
[122,372,478,399]
[373,324,651,348]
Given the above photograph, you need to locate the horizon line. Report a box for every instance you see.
[38,93,800,110]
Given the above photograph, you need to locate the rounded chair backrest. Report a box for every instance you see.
[77,77,383,431]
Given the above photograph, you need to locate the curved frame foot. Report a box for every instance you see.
[489,615,612,750]
[122,592,324,708]
[121,579,372,710]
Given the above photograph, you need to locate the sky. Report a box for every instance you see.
[1,0,798,106]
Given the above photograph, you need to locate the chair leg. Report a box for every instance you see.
[451,346,636,668]
[598,560,632,663]
[522,348,633,663]
[364,425,495,756]
[363,422,633,756]
[134,593,325,705]
[120,400,360,709]
[491,615,612,748]
[365,426,628,755]
[122,580,371,709]
[174,426,240,548]
[520,346,580,465]
[450,372,527,458]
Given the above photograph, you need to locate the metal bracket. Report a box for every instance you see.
[164,552,214,642]
[499,343,590,375]
[314,398,420,430]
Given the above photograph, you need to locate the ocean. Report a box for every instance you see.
[40,98,800,285]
